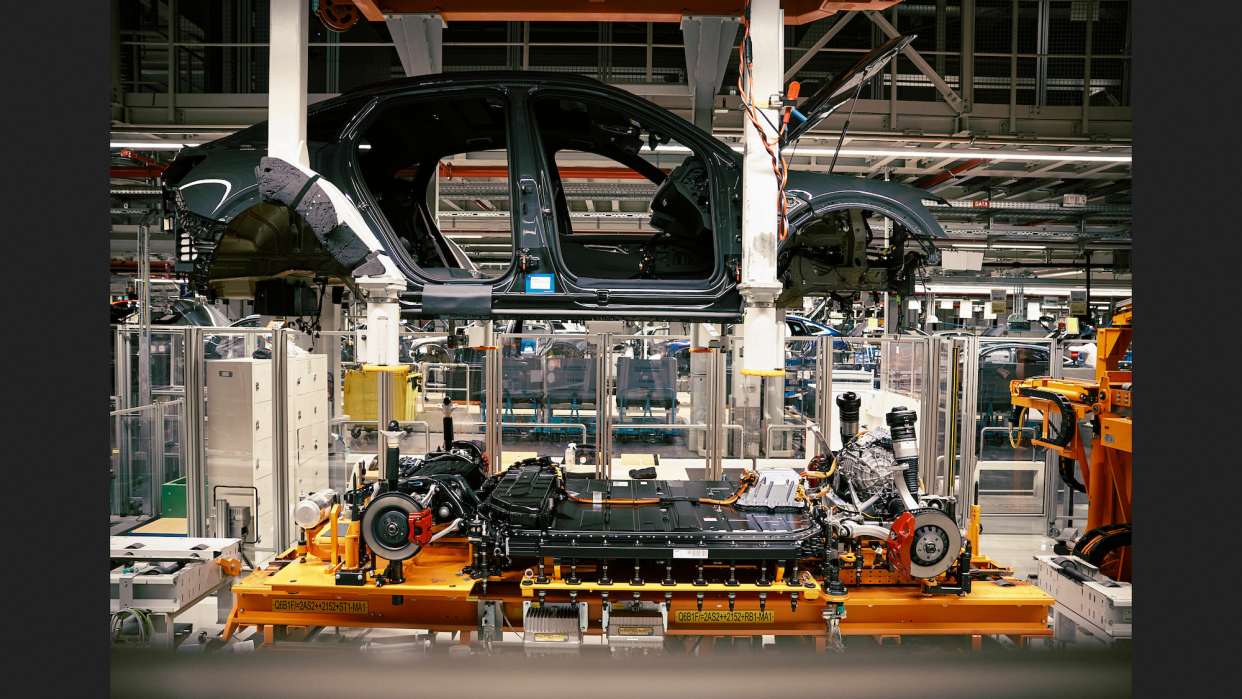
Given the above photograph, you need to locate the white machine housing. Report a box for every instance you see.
[1034,554,1132,643]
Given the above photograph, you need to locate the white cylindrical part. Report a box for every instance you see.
[293,488,337,529]
[364,300,401,366]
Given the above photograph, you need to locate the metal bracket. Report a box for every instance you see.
[119,572,136,610]
[477,599,498,644]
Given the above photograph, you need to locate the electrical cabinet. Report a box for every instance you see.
[206,355,328,564]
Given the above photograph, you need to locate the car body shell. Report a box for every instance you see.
[165,71,946,323]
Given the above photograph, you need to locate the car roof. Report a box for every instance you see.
[339,70,617,103]
[787,315,841,335]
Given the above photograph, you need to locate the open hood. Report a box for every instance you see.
[781,33,916,146]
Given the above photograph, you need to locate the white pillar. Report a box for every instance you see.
[268,0,310,167]
[737,0,785,377]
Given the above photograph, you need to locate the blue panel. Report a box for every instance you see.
[526,274,555,294]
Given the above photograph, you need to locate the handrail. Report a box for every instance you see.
[765,422,816,457]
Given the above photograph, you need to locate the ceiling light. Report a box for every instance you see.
[111,142,201,150]
[654,144,1131,163]
[1039,270,1086,277]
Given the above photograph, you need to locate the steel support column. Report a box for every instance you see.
[183,326,207,537]
[1082,1,1095,133]
[961,0,976,132]
[272,328,291,550]
[268,0,310,167]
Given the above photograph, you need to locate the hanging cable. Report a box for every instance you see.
[737,0,791,241]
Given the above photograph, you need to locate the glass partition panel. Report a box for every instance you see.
[333,331,457,459]
[607,333,714,473]
[761,337,822,463]
[977,426,1047,516]
[492,332,595,471]
[160,399,185,491]
[881,338,924,400]
[110,404,162,535]
[825,338,883,451]
[976,338,1053,443]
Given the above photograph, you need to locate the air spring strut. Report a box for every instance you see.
[836,392,862,444]
[886,407,921,500]
[440,394,456,450]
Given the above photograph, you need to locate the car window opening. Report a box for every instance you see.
[532,96,717,282]
[355,94,514,281]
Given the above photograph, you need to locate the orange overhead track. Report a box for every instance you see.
[351,1,903,25]
[913,158,988,190]
[397,164,667,180]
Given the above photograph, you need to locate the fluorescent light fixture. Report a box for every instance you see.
[952,243,1046,250]
[111,142,201,150]
[1039,270,1086,277]
[653,143,1132,163]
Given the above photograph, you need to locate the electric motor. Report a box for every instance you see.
[835,428,897,499]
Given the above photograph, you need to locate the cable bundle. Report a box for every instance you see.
[737,0,792,242]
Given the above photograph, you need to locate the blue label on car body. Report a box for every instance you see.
[526,274,555,294]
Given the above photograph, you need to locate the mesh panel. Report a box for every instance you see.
[1015,56,1039,104]
[443,45,510,72]
[975,0,1015,54]
[1047,1,1088,54]
[1088,57,1129,107]
[530,21,600,43]
[443,21,510,44]
[179,47,270,94]
[972,56,1016,104]
[1016,1,1040,54]
[650,47,688,84]
[1091,1,1131,55]
[308,47,400,94]
[1045,57,1085,105]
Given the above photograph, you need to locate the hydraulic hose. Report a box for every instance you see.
[1016,387,1077,448]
